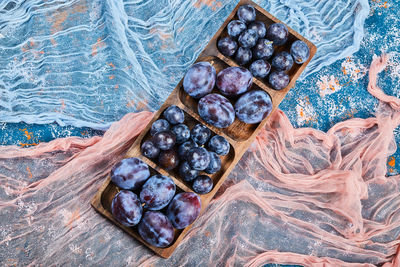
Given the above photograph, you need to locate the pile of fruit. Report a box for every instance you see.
[106,4,311,252]
[141,105,231,194]
[183,62,273,127]
[110,105,233,248]
[109,157,202,248]
[217,4,310,90]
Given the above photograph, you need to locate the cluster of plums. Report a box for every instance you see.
[141,105,230,194]
[217,4,310,90]
[183,62,273,127]
[110,157,202,248]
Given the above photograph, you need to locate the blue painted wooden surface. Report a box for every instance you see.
[2,0,398,175]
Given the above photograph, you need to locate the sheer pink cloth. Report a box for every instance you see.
[0,55,399,266]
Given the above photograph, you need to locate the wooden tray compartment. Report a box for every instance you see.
[199,0,317,93]
[216,3,314,89]
[93,169,189,257]
[179,55,276,142]
[139,106,235,189]
[91,0,316,259]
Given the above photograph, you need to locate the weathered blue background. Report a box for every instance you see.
[281,0,400,175]
[0,0,368,130]
[1,0,398,174]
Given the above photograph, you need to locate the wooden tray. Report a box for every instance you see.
[91,0,316,259]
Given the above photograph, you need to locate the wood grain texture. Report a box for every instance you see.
[91,0,316,258]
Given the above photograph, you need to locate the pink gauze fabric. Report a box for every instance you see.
[1,54,400,266]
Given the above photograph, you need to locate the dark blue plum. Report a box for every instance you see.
[178,140,197,159]
[248,21,266,38]
[153,130,176,150]
[268,71,290,90]
[290,40,310,64]
[235,90,272,124]
[111,157,150,190]
[204,152,221,174]
[171,124,190,144]
[150,119,170,136]
[208,135,230,156]
[140,175,176,210]
[183,62,216,99]
[227,20,246,38]
[198,94,235,128]
[235,47,252,66]
[266,23,288,45]
[178,161,199,182]
[238,29,258,48]
[271,51,294,71]
[217,36,238,57]
[111,190,142,226]
[158,149,179,170]
[141,140,160,159]
[253,39,273,59]
[192,175,213,195]
[249,59,271,78]
[216,67,253,97]
[166,192,201,229]
[163,105,184,125]
[138,211,174,248]
[187,147,210,171]
[190,124,211,145]
[237,4,256,24]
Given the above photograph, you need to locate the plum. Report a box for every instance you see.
[237,4,256,24]
[216,67,253,97]
[183,62,216,99]
[235,47,252,65]
[163,105,184,125]
[198,94,235,128]
[141,140,160,159]
[171,124,190,144]
[249,59,271,78]
[138,211,174,247]
[266,23,288,45]
[153,130,176,150]
[208,135,230,156]
[290,40,310,64]
[253,39,273,60]
[192,175,213,194]
[218,36,238,57]
[110,157,150,190]
[140,175,176,210]
[187,147,210,171]
[178,140,198,159]
[190,124,211,145]
[166,192,201,229]
[271,51,294,71]
[238,29,258,48]
[227,20,247,38]
[158,149,179,170]
[268,71,290,90]
[150,119,170,136]
[248,21,266,38]
[235,90,272,124]
[204,152,221,174]
[111,190,142,226]
[178,161,199,182]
